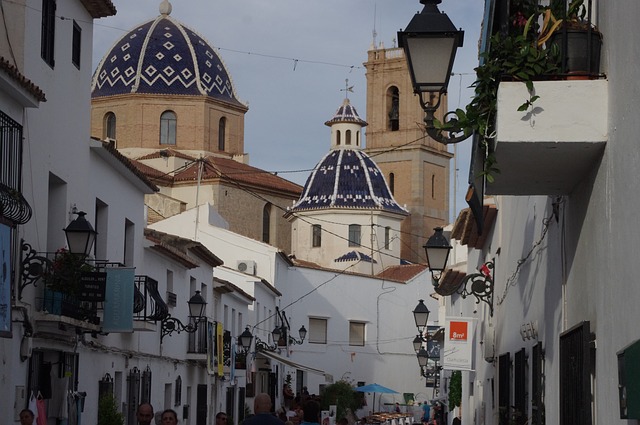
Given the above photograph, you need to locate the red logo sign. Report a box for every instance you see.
[450,321,468,341]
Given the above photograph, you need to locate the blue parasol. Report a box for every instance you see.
[355,383,399,412]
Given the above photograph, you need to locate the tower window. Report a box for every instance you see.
[312,224,322,247]
[348,224,361,247]
[432,174,436,199]
[336,130,341,145]
[104,112,116,141]
[218,117,226,151]
[346,130,352,145]
[384,227,391,249]
[387,86,400,131]
[389,173,395,195]
[160,111,177,145]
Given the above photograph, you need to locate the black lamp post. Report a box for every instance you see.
[423,227,452,286]
[63,211,97,257]
[161,291,207,342]
[238,326,254,353]
[237,309,306,353]
[398,0,470,145]
[413,299,431,332]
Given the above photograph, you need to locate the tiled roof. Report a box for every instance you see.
[290,149,408,214]
[376,263,427,281]
[451,204,498,249]
[324,98,367,126]
[334,251,377,263]
[131,151,302,196]
[91,13,243,106]
[80,0,116,18]
[144,228,223,268]
[0,57,46,102]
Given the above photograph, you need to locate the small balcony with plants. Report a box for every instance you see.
[479,0,608,195]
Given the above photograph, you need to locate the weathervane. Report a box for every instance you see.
[341,79,354,99]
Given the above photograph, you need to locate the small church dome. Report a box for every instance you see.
[91,1,242,105]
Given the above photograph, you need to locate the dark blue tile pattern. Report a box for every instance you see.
[334,251,377,263]
[92,16,241,104]
[291,149,408,214]
[324,99,367,126]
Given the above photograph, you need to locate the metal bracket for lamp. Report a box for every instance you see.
[418,90,471,145]
[19,240,52,301]
[160,317,199,343]
[255,336,279,353]
[455,260,495,316]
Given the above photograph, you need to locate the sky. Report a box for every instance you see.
[92,0,485,222]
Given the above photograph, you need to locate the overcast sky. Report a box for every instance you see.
[92,0,485,222]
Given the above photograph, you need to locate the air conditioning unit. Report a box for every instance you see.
[237,260,256,275]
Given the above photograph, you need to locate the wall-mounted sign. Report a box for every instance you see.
[443,317,476,371]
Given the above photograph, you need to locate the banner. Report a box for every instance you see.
[217,322,224,376]
[207,321,215,375]
[0,224,11,338]
[102,268,135,332]
[443,317,476,371]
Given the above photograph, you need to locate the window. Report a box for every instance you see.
[389,173,395,194]
[41,0,56,67]
[312,224,322,247]
[123,218,134,266]
[262,203,271,243]
[308,318,327,344]
[387,86,400,131]
[349,322,365,346]
[336,130,341,145]
[104,112,116,140]
[432,174,436,199]
[72,20,81,69]
[384,227,391,249]
[348,224,361,247]
[218,117,226,151]
[160,111,177,145]
[346,130,352,145]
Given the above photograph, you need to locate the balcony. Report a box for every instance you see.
[133,275,169,331]
[185,319,212,361]
[486,79,608,195]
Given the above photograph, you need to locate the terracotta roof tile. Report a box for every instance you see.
[377,263,427,281]
[434,270,466,296]
[0,57,46,102]
[451,204,498,249]
[98,140,159,192]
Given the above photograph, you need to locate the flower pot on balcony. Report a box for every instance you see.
[549,28,602,77]
[43,288,63,315]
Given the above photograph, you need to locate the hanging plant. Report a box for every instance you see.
[43,248,94,295]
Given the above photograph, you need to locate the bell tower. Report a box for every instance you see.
[364,44,452,264]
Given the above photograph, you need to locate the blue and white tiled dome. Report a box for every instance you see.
[91,1,242,105]
[290,99,408,214]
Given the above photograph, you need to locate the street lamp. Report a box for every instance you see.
[423,227,496,316]
[160,290,207,342]
[237,308,306,353]
[413,299,431,332]
[63,211,97,257]
[423,227,452,286]
[398,0,470,145]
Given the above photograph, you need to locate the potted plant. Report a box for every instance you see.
[42,248,94,315]
[548,0,602,76]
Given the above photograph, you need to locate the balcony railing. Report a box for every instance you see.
[41,288,100,324]
[133,275,169,322]
[0,109,31,224]
[187,318,210,354]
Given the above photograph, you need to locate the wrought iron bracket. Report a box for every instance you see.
[456,260,495,316]
[418,91,471,145]
[160,316,198,343]
[19,240,52,301]
[255,336,279,353]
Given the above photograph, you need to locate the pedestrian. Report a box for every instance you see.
[161,409,178,425]
[216,412,229,425]
[300,400,320,425]
[137,403,154,425]
[243,393,284,425]
[19,409,35,425]
[421,401,430,424]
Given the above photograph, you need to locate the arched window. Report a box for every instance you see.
[218,117,226,151]
[356,131,360,146]
[262,203,271,243]
[336,130,341,145]
[346,130,352,145]
[312,224,322,247]
[387,86,400,131]
[348,224,361,247]
[160,111,177,145]
[389,173,395,195]
[104,112,116,140]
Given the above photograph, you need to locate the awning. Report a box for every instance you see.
[258,350,326,376]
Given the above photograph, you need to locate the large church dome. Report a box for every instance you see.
[91,1,242,105]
